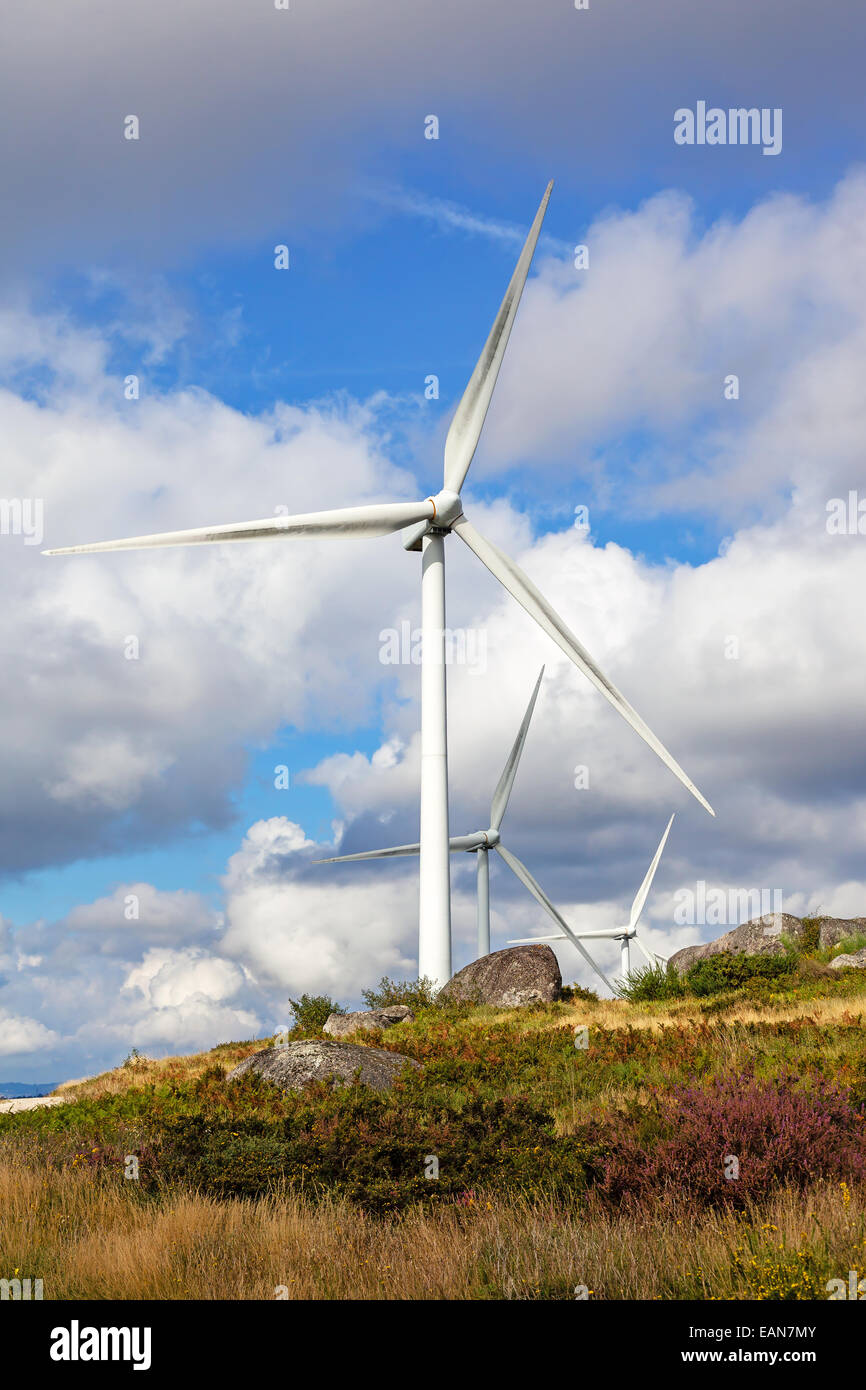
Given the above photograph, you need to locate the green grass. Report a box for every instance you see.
[2,963,866,1298]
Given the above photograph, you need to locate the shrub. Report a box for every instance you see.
[684,951,795,998]
[288,994,345,1035]
[616,962,684,1003]
[799,916,822,955]
[361,976,439,1011]
[559,983,599,1004]
[154,1083,599,1212]
[598,1072,866,1213]
[830,933,866,959]
[729,1243,829,1300]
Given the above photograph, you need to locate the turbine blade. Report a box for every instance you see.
[453,516,714,817]
[507,934,567,944]
[632,932,662,970]
[443,182,553,495]
[315,842,421,863]
[493,843,614,992]
[567,927,629,940]
[43,500,436,556]
[316,830,486,864]
[629,814,675,930]
[489,666,544,831]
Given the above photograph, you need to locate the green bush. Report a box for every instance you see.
[288,994,345,1035]
[830,933,866,958]
[361,976,439,1011]
[154,1081,600,1212]
[559,983,599,1004]
[616,962,685,1003]
[799,917,822,955]
[684,951,795,998]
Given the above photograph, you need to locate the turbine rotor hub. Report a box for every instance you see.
[483,828,500,847]
[430,489,463,529]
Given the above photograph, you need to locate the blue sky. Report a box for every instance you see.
[2,0,866,1080]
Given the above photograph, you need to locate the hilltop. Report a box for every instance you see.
[1,947,865,1300]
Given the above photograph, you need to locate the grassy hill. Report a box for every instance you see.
[1,951,865,1300]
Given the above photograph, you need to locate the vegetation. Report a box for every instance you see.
[361,976,439,1011]
[287,993,345,1036]
[616,961,685,1003]
[558,983,599,1004]
[0,1156,861,1299]
[684,950,796,997]
[1,939,865,1298]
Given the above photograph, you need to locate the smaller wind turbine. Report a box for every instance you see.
[509,814,675,981]
[316,666,615,992]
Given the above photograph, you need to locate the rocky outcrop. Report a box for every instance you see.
[668,913,807,976]
[816,917,866,949]
[438,944,561,1008]
[323,1005,414,1038]
[227,1040,420,1094]
[830,948,866,971]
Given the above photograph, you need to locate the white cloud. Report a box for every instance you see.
[220,817,419,996]
[475,173,866,523]
[2,171,866,1071]
[65,884,220,956]
[0,1010,58,1057]
[123,947,245,1010]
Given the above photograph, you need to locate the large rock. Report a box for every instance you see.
[227,1040,419,1093]
[816,917,866,949]
[323,1005,414,1038]
[669,913,807,976]
[439,944,561,1008]
[830,948,866,971]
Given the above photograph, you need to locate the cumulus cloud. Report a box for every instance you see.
[476,172,866,525]
[3,170,866,1074]
[220,817,421,996]
[0,327,431,873]
[0,1010,58,1057]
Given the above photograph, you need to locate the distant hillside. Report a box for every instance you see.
[0,1081,59,1098]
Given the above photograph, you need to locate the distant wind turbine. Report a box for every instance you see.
[44,183,712,989]
[316,665,612,991]
[509,814,675,981]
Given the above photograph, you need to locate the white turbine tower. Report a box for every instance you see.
[317,667,549,957]
[44,183,712,989]
[316,666,613,990]
[509,813,675,982]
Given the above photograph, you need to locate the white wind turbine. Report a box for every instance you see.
[316,666,614,992]
[509,813,675,982]
[44,182,712,989]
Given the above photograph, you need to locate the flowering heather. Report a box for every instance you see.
[598,1072,866,1212]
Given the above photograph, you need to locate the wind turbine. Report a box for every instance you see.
[316,665,614,989]
[509,813,675,982]
[43,182,712,989]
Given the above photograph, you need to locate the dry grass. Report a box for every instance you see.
[45,981,865,1108]
[53,1041,262,1102]
[489,992,866,1033]
[1,1146,863,1300]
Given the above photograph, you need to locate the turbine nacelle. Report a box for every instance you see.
[403,490,463,551]
[430,490,464,528]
